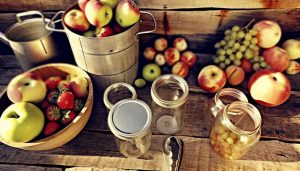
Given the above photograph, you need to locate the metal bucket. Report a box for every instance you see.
[46,4,156,89]
[0,11,60,70]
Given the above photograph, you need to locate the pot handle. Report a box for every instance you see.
[0,32,9,45]
[45,11,65,33]
[137,11,157,35]
[16,11,46,23]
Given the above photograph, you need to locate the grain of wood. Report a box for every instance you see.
[66,167,143,171]
[0,164,62,171]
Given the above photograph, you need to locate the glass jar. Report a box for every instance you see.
[151,74,189,134]
[210,101,262,160]
[108,99,152,158]
[103,82,137,111]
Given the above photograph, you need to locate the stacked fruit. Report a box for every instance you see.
[64,0,140,37]
[135,37,197,88]
[0,72,88,143]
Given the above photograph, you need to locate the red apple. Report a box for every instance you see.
[286,61,300,75]
[96,26,113,37]
[180,51,197,67]
[115,0,140,28]
[164,48,180,66]
[197,65,226,93]
[253,20,281,48]
[64,9,90,32]
[85,0,113,27]
[262,46,290,72]
[241,59,253,73]
[248,69,291,107]
[143,47,156,61]
[172,62,189,78]
[78,0,90,11]
[225,65,245,86]
[173,37,188,52]
[154,38,168,52]
[112,23,123,34]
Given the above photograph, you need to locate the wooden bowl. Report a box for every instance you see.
[0,63,93,150]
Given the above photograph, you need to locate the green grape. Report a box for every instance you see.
[229,55,235,61]
[225,58,231,65]
[214,58,220,64]
[260,61,267,68]
[225,36,231,41]
[243,40,250,46]
[230,32,237,40]
[249,29,258,36]
[245,33,252,41]
[249,44,259,51]
[253,63,260,71]
[219,62,226,69]
[232,48,237,53]
[233,42,240,50]
[237,31,245,39]
[220,40,226,46]
[214,42,221,49]
[239,45,247,52]
[232,26,240,32]
[217,49,226,55]
[225,29,232,35]
[259,56,265,62]
[253,56,259,62]
[233,59,241,66]
[228,40,235,47]
[250,38,258,45]
[224,46,230,50]
[218,55,226,61]
[226,49,233,55]
[236,51,243,59]
[245,49,254,59]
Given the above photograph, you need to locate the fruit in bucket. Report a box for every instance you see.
[142,63,162,82]
[197,65,226,93]
[262,46,290,72]
[64,9,90,32]
[115,0,140,27]
[253,20,281,48]
[0,102,45,142]
[96,26,114,37]
[85,0,113,27]
[100,0,119,8]
[7,72,47,104]
[78,0,90,11]
[248,69,291,107]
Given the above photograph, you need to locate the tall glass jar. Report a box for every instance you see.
[151,74,189,134]
[108,99,152,158]
[210,101,262,160]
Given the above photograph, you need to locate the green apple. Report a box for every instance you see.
[142,63,161,82]
[115,0,140,27]
[0,102,45,143]
[100,0,119,8]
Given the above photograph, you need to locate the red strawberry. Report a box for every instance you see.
[47,90,60,104]
[57,81,70,93]
[43,122,61,136]
[61,110,76,125]
[73,99,84,113]
[57,91,74,110]
[46,106,61,121]
[45,76,61,90]
[40,100,51,111]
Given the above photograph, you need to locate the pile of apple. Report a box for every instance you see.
[0,72,88,143]
[198,20,300,107]
[135,37,197,87]
[64,0,140,37]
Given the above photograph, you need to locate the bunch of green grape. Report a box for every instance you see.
[213,25,268,71]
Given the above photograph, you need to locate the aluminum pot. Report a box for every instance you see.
[0,11,59,70]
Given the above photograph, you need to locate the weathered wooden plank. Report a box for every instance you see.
[0,131,299,170]
[0,164,62,171]
[0,0,300,11]
[66,167,139,171]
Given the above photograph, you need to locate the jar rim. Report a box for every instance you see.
[151,74,189,108]
[215,88,248,109]
[223,101,262,135]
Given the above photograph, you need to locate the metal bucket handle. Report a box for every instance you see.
[137,11,157,35]
[16,11,46,23]
[45,11,65,33]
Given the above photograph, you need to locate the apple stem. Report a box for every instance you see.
[242,19,256,30]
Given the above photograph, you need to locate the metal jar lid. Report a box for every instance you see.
[108,99,152,140]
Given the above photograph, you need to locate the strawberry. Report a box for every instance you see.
[57,91,74,110]
[57,80,70,93]
[61,110,76,125]
[46,106,61,121]
[73,99,84,112]
[40,100,51,111]
[43,122,61,136]
[47,90,60,104]
[45,76,61,90]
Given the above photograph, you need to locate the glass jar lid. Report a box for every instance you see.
[108,99,152,140]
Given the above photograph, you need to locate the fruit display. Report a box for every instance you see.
[1,72,89,143]
[282,39,300,60]
[64,0,140,37]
